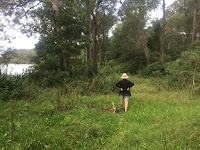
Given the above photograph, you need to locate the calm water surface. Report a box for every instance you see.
[0,64,33,75]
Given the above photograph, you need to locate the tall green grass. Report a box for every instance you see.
[0,76,200,149]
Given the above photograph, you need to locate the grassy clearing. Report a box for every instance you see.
[0,76,200,149]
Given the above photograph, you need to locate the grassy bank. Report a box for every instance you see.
[1,76,200,149]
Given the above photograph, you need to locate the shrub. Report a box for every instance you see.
[0,74,38,101]
[165,40,200,89]
[86,63,123,94]
[88,73,120,94]
[142,61,165,77]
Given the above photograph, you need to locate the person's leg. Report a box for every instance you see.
[120,101,123,108]
[124,96,129,112]
[120,95,124,109]
[125,101,128,112]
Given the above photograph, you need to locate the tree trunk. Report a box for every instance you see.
[183,0,187,51]
[161,0,166,65]
[99,24,105,66]
[52,0,60,32]
[193,68,196,89]
[99,36,103,66]
[52,0,59,15]
[144,47,150,66]
[52,0,67,71]
[73,0,76,10]
[91,0,103,71]
[192,0,199,43]
[140,37,150,66]
[86,1,91,61]
[93,23,98,68]
[183,34,187,51]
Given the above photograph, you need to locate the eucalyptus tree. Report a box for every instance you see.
[97,1,117,66]
[161,0,166,65]
[52,0,60,32]
[82,0,117,71]
[147,20,162,63]
[164,0,200,61]
[116,0,160,67]
[84,0,92,62]
[34,0,87,74]
[192,0,200,43]
[166,40,200,89]
[0,0,88,77]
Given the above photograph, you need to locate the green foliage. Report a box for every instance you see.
[0,74,37,101]
[188,39,200,51]
[147,20,162,63]
[32,2,88,82]
[27,69,69,87]
[28,59,92,87]
[88,70,120,94]
[0,48,16,66]
[142,61,165,77]
[110,25,147,73]
[61,61,125,95]
[1,0,200,85]
[166,40,200,89]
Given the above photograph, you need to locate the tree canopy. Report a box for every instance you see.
[0,0,200,86]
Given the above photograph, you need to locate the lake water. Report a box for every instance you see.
[0,64,33,75]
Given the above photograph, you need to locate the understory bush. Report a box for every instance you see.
[165,40,200,91]
[28,60,93,87]
[26,60,124,95]
[88,62,125,94]
[27,69,70,87]
[141,61,165,77]
[63,63,123,95]
[88,73,120,94]
[0,60,136,101]
[0,74,38,101]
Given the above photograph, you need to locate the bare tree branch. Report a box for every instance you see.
[119,0,125,7]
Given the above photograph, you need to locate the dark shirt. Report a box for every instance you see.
[116,79,134,96]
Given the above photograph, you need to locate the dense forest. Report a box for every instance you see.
[0,0,200,149]
[0,0,200,88]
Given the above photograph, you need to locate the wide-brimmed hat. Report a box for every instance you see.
[121,73,129,79]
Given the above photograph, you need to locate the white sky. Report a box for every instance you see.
[0,29,39,50]
[1,0,176,50]
[150,0,176,19]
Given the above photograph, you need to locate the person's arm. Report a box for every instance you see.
[116,81,121,88]
[129,81,134,87]
[127,81,134,91]
[116,81,123,91]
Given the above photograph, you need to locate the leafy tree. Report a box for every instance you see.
[161,0,166,65]
[192,0,200,43]
[110,0,160,73]
[147,20,162,63]
[165,0,200,61]
[0,48,16,74]
[110,24,147,73]
[81,0,117,71]
[166,39,200,89]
